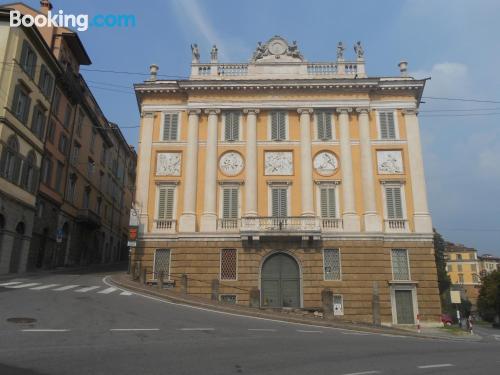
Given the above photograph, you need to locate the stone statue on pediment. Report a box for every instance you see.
[191,43,200,63]
[354,41,364,59]
[287,40,303,60]
[210,45,218,63]
[252,41,267,61]
[336,41,345,60]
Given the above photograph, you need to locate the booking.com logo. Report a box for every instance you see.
[9,10,136,31]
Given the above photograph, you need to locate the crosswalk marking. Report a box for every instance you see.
[53,285,79,291]
[75,286,100,293]
[7,283,41,289]
[30,284,60,290]
[98,287,117,294]
[0,281,23,286]
[120,291,133,296]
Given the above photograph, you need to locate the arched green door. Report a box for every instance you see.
[261,253,300,308]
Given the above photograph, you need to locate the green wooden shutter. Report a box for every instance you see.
[278,112,286,140]
[22,95,31,124]
[320,187,336,217]
[157,187,167,219]
[324,112,332,139]
[12,86,20,117]
[230,188,238,218]
[317,112,325,140]
[224,113,232,141]
[20,41,29,71]
[272,189,280,217]
[328,187,336,217]
[380,112,389,139]
[386,186,403,219]
[165,188,174,219]
[272,188,287,217]
[320,188,328,217]
[271,112,278,140]
[163,114,171,141]
[393,187,403,218]
[170,113,178,140]
[232,113,239,141]
[387,112,396,139]
[223,188,238,218]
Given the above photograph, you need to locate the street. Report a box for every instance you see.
[0,268,499,375]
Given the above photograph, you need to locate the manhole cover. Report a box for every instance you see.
[7,317,37,324]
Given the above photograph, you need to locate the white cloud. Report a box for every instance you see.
[412,62,469,97]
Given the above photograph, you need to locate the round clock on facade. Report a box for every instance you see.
[313,151,338,176]
[219,151,244,176]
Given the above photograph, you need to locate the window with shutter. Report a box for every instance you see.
[157,185,175,220]
[20,41,37,78]
[317,111,332,140]
[270,112,286,140]
[379,112,396,139]
[224,112,240,141]
[222,187,239,219]
[323,249,341,280]
[271,188,288,217]
[392,249,410,280]
[385,186,404,219]
[162,113,179,141]
[320,187,337,218]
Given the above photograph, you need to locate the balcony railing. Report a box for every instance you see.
[320,217,343,231]
[217,218,240,231]
[154,219,176,232]
[240,216,321,234]
[385,219,408,233]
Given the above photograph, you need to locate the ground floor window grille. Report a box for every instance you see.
[154,249,171,279]
[323,249,341,280]
[220,249,237,280]
[391,249,410,281]
[220,294,237,304]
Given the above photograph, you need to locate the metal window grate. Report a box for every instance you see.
[323,249,341,280]
[220,294,237,304]
[154,249,171,279]
[392,249,409,280]
[220,249,237,280]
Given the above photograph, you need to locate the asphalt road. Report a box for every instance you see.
[1,267,499,375]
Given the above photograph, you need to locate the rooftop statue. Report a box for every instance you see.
[191,43,200,63]
[336,41,345,60]
[354,41,364,59]
[210,45,218,63]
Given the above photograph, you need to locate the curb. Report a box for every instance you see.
[108,273,482,342]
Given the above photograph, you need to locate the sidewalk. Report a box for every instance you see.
[109,272,482,341]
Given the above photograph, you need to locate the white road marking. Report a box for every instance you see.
[110,328,159,331]
[342,331,372,336]
[179,328,215,331]
[98,287,118,294]
[297,330,323,333]
[75,286,100,293]
[6,283,41,289]
[418,364,454,369]
[381,333,406,338]
[53,285,79,291]
[21,329,69,332]
[494,335,500,341]
[342,371,381,375]
[120,291,133,296]
[247,328,277,332]
[30,284,60,290]
[0,281,22,286]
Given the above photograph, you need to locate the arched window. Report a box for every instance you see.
[1,135,21,183]
[21,150,37,192]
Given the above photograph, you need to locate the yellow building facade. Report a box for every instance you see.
[133,37,441,325]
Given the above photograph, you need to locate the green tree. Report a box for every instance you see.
[433,229,453,314]
[477,270,500,322]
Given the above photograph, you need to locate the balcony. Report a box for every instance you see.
[76,208,101,228]
[217,218,240,232]
[320,218,343,232]
[384,219,409,233]
[153,219,176,233]
[240,216,321,240]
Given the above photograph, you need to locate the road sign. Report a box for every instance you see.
[450,290,461,304]
[127,241,136,247]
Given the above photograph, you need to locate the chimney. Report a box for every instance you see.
[398,60,408,77]
[40,0,53,15]
[149,64,159,81]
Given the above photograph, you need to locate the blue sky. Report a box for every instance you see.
[18,0,500,255]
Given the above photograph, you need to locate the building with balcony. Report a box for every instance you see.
[132,36,441,325]
[478,254,500,277]
[0,1,137,273]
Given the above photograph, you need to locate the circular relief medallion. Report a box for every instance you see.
[313,151,338,176]
[219,151,244,176]
[269,40,287,55]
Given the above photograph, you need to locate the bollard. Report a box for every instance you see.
[416,314,421,333]
[158,271,164,289]
[211,279,220,301]
[181,274,188,295]
[249,288,260,308]
[372,281,381,326]
[141,267,147,285]
[321,288,333,317]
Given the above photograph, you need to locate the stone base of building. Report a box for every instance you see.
[131,237,442,325]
